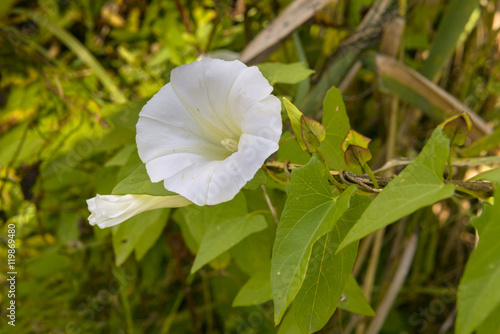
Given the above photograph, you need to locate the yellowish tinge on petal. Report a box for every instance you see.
[221,138,239,152]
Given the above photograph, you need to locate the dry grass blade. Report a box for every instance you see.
[238,0,332,65]
[365,233,419,334]
[376,54,491,139]
[380,17,405,57]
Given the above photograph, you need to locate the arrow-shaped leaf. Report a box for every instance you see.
[191,214,268,273]
[293,195,370,332]
[338,127,455,251]
[456,172,500,334]
[271,157,357,324]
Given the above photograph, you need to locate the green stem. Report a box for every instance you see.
[447,146,455,181]
[362,161,380,188]
[261,165,289,185]
[115,271,135,334]
[316,150,347,190]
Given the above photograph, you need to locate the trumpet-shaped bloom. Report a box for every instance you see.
[136,58,282,206]
[87,194,192,229]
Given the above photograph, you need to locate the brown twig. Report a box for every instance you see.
[264,161,495,198]
[261,185,279,225]
[173,0,202,56]
[366,233,419,334]
[356,228,385,334]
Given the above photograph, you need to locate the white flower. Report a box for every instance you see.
[136,58,282,206]
[87,194,192,229]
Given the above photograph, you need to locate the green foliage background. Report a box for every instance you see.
[1,0,500,333]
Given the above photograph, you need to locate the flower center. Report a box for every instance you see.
[221,138,238,152]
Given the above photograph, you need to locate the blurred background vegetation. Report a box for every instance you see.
[1,0,499,333]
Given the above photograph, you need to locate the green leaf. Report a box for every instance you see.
[344,145,373,169]
[96,166,120,194]
[341,129,372,152]
[338,275,375,316]
[271,157,357,324]
[180,193,247,250]
[172,209,199,254]
[461,126,500,157]
[488,81,500,94]
[15,9,127,103]
[112,164,176,196]
[257,62,315,85]
[15,10,127,103]
[112,208,170,266]
[320,87,361,173]
[283,97,307,151]
[204,251,232,271]
[105,145,136,167]
[106,97,150,131]
[243,169,267,190]
[302,48,358,116]
[233,262,272,307]
[301,115,326,153]
[469,167,500,182]
[26,253,71,278]
[341,129,374,176]
[456,172,500,334]
[476,302,500,334]
[439,113,472,147]
[277,310,303,334]
[0,122,44,167]
[277,131,311,165]
[230,229,274,276]
[338,128,455,251]
[420,0,480,80]
[293,194,370,333]
[0,0,17,15]
[57,213,80,243]
[292,32,311,107]
[191,214,267,273]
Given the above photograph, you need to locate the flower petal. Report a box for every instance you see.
[162,160,222,206]
[238,95,282,144]
[230,133,279,181]
[137,116,229,163]
[145,153,209,183]
[138,84,202,133]
[161,134,279,206]
[170,58,247,141]
[204,134,279,205]
[228,66,275,126]
[137,84,228,164]
[87,194,192,228]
